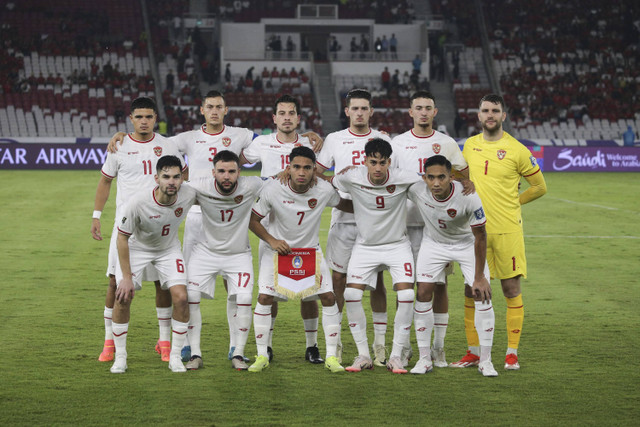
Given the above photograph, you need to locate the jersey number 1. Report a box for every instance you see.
[143,160,152,175]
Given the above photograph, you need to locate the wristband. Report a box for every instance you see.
[93,210,102,219]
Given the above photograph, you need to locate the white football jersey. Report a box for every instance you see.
[117,184,197,252]
[101,133,184,213]
[331,167,421,246]
[407,180,486,246]
[252,179,340,248]
[243,133,313,177]
[171,124,254,180]
[392,129,467,226]
[316,128,391,224]
[191,176,264,255]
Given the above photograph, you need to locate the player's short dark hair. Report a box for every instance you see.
[156,155,182,173]
[346,88,372,107]
[364,138,392,159]
[203,90,226,105]
[410,90,436,107]
[274,94,300,115]
[479,93,506,111]
[289,146,316,164]
[130,97,158,114]
[213,150,240,167]
[424,155,452,172]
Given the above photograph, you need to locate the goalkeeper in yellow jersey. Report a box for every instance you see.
[451,94,547,371]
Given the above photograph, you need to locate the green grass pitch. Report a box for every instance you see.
[0,170,638,426]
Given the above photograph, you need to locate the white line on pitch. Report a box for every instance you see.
[546,196,640,214]
[525,235,639,239]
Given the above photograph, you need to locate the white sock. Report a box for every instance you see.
[469,346,480,356]
[254,303,271,358]
[187,290,202,357]
[104,306,113,341]
[170,319,189,359]
[372,311,387,347]
[268,316,275,347]
[391,289,415,359]
[112,322,129,358]
[433,312,449,350]
[322,303,340,358]
[344,287,369,358]
[337,311,343,346]
[227,296,237,350]
[233,293,252,358]
[156,307,172,342]
[414,300,434,359]
[474,300,495,362]
[303,317,319,348]
[507,348,518,356]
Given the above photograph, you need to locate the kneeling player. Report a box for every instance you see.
[248,147,352,373]
[408,155,497,376]
[110,156,196,373]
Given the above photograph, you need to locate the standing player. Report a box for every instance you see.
[316,89,391,366]
[92,97,185,363]
[454,94,547,370]
[185,150,263,371]
[248,147,352,373]
[391,90,473,368]
[329,138,421,374]
[110,155,196,373]
[241,94,323,364]
[407,155,497,377]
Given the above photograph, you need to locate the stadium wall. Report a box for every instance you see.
[2,138,639,172]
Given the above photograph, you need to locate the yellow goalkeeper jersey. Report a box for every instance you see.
[462,131,540,234]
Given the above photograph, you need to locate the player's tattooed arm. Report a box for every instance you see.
[107,132,127,153]
[249,212,291,255]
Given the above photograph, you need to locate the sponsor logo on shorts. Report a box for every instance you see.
[386,185,396,193]
[188,281,200,287]
[222,137,231,147]
[329,332,338,337]
[256,334,263,339]
[349,323,356,327]
[421,273,433,278]
[153,146,163,157]
[447,208,457,218]
[234,195,244,204]
[239,328,248,332]
[416,327,426,332]
[432,143,441,154]
[308,198,317,209]
[497,149,506,160]
[511,329,521,334]
[474,207,485,220]
[175,207,183,217]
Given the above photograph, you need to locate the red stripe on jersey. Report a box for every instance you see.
[172,329,187,335]
[410,129,435,139]
[152,187,177,207]
[471,221,487,227]
[117,227,132,236]
[367,170,389,186]
[113,330,128,337]
[128,133,155,143]
[251,208,265,219]
[507,305,524,309]
[478,306,493,312]
[433,183,455,203]
[523,169,540,178]
[458,165,469,172]
[101,170,115,179]
[201,124,225,136]
[276,134,299,145]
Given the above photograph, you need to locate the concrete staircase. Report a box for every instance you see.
[313,63,342,134]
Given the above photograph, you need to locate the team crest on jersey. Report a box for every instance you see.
[292,255,303,268]
[153,146,163,157]
[447,209,457,218]
[174,207,183,217]
[222,137,231,147]
[497,149,507,160]
[386,185,396,193]
[308,198,318,209]
[234,195,244,204]
[432,143,441,154]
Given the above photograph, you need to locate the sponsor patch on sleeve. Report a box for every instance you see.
[474,207,485,220]
[529,156,537,167]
